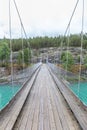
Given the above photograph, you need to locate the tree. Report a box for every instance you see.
[61,51,74,70]
[0,42,10,67]
[24,48,31,65]
[84,55,87,69]
[17,48,31,69]
[83,40,87,49]
[17,50,23,68]
[77,55,80,62]
[69,34,81,47]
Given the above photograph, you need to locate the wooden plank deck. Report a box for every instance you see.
[0,67,40,130]
[49,65,87,130]
[13,64,81,130]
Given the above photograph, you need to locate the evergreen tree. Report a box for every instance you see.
[0,42,10,67]
[61,51,74,70]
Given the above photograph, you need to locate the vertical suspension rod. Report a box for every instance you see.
[21,25,25,76]
[66,27,70,79]
[9,0,14,87]
[78,0,84,95]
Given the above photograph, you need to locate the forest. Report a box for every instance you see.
[0,33,87,78]
[0,33,87,51]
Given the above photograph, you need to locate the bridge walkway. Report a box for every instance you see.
[13,64,80,130]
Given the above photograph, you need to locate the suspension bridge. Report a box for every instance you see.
[0,0,87,130]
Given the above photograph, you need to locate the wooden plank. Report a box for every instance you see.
[14,86,36,130]
[4,64,82,130]
[47,80,63,130]
[38,96,44,130]
[47,69,69,130]
[25,85,39,130]
[30,78,40,130]
[0,67,40,130]
[14,65,41,130]
[25,69,40,130]
[38,65,50,130]
[49,66,87,130]
[31,99,39,130]
[45,74,56,130]
[43,85,50,130]
[50,80,79,130]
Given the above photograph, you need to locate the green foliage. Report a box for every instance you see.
[84,55,87,69]
[17,48,31,67]
[24,48,31,65]
[29,36,61,49]
[0,42,10,66]
[61,51,66,60]
[77,55,80,62]
[17,50,23,66]
[83,40,87,49]
[11,39,28,51]
[0,33,87,51]
[61,51,74,70]
[69,34,81,46]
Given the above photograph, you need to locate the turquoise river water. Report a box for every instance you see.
[0,84,21,110]
[70,82,87,105]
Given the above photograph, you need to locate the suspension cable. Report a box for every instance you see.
[66,26,70,79]
[78,0,84,96]
[13,0,31,52]
[21,24,25,77]
[13,0,32,63]
[64,0,80,36]
[9,0,14,87]
[59,37,63,78]
[13,0,31,47]
[13,0,28,41]
[60,0,80,79]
